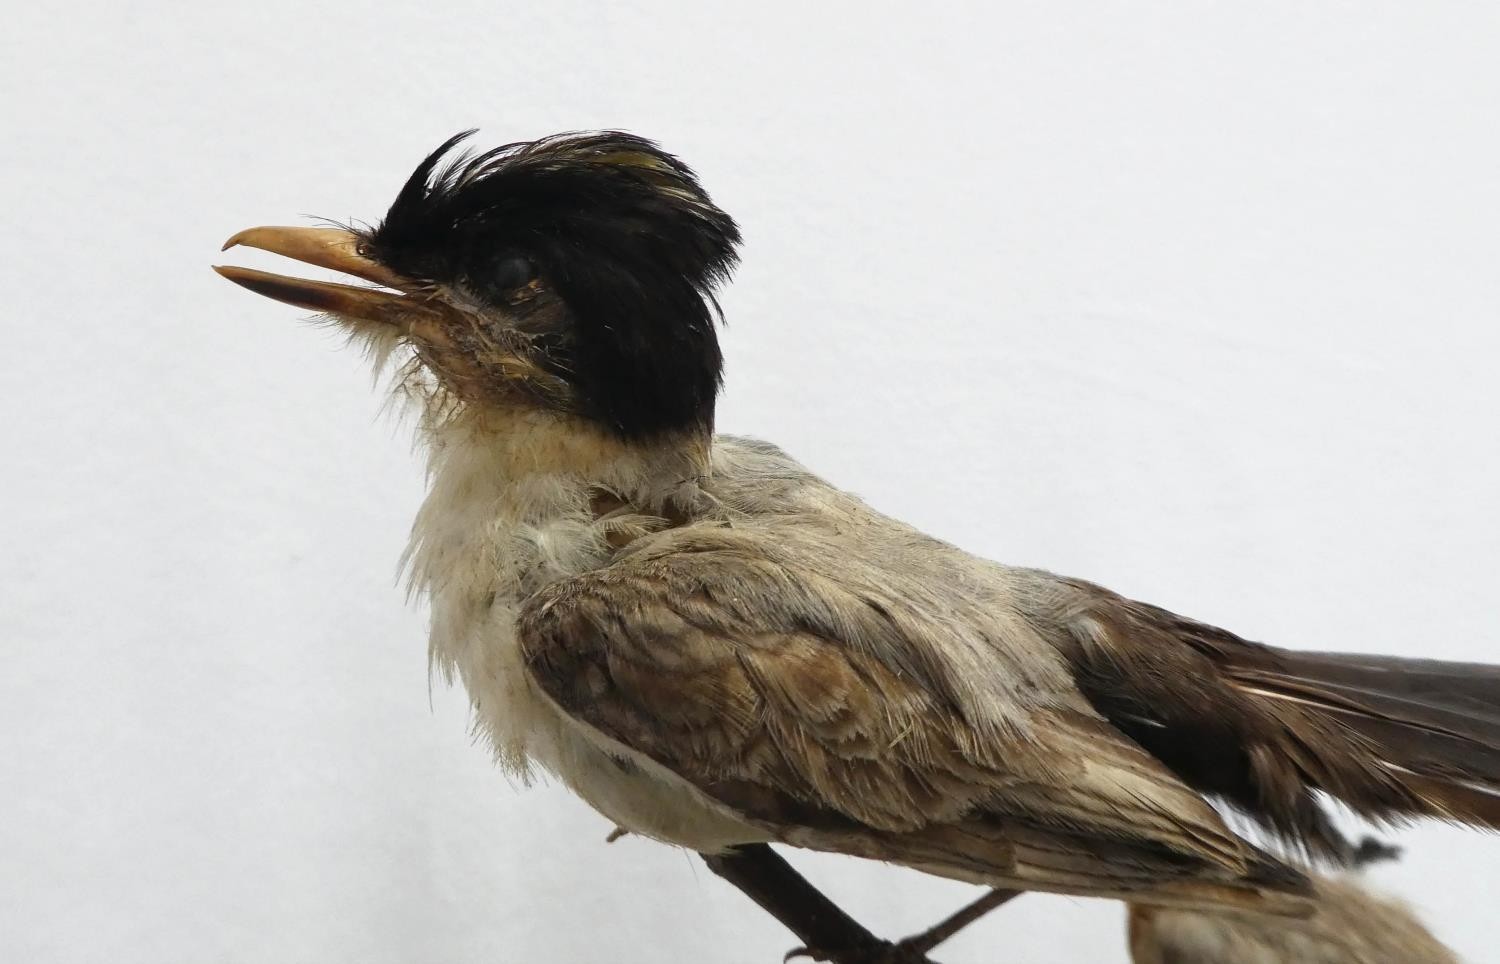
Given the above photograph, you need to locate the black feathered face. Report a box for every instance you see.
[217,131,740,440]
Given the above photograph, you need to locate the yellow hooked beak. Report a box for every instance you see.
[213,226,448,339]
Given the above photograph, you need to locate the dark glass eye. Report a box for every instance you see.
[492,255,537,290]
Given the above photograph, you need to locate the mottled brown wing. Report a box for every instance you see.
[518,526,1308,911]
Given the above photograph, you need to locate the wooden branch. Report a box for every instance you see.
[702,844,910,962]
[701,844,1023,963]
[898,888,1022,957]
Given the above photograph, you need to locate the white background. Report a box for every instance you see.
[5,3,1498,962]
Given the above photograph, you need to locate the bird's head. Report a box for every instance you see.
[216,131,740,441]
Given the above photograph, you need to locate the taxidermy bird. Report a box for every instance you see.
[216,131,1500,930]
[1127,873,1459,963]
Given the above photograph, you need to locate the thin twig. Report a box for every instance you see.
[898,889,1022,956]
[701,845,1023,963]
[702,844,919,962]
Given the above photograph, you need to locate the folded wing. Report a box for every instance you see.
[518,526,1310,913]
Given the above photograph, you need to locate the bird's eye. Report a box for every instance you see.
[493,255,537,290]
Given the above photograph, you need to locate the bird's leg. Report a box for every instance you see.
[699,844,934,963]
[894,889,1022,956]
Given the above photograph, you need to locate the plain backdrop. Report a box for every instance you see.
[4,3,1498,962]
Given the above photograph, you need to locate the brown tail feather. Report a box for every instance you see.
[1056,583,1500,861]
[1401,770,1500,825]
[1269,651,1500,720]
[1235,648,1500,829]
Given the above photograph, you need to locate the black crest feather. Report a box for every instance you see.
[366,131,741,439]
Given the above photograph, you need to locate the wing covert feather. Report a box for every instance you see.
[519,525,1301,906]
